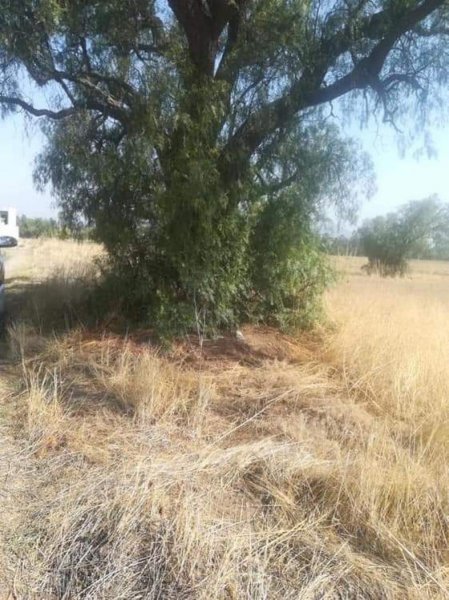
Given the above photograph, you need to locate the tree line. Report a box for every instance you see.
[17,215,92,240]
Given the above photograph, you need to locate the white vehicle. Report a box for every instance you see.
[0,207,19,240]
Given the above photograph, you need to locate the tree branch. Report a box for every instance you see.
[220,0,446,183]
[0,96,77,119]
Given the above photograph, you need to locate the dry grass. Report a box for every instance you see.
[3,238,105,331]
[1,246,449,598]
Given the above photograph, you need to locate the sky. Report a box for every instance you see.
[1,109,449,224]
[0,114,53,218]
[354,122,449,223]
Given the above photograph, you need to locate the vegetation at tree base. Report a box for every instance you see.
[1,1,449,333]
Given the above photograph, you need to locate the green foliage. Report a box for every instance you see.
[358,196,449,276]
[1,0,448,333]
[249,190,334,330]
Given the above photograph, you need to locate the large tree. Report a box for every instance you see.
[1,0,448,330]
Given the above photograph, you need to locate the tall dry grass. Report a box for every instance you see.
[3,238,105,331]
[326,262,449,424]
[1,246,449,598]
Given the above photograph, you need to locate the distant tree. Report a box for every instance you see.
[358,196,449,276]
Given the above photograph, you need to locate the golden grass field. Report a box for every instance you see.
[1,241,449,598]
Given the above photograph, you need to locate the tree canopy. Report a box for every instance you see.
[1,0,449,332]
[1,1,448,139]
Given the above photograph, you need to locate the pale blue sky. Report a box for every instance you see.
[1,110,449,222]
[353,122,449,223]
[0,113,53,218]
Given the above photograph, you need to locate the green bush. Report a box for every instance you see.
[248,191,334,330]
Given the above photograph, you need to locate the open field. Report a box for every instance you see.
[1,243,449,598]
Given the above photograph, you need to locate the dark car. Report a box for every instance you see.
[0,236,18,247]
